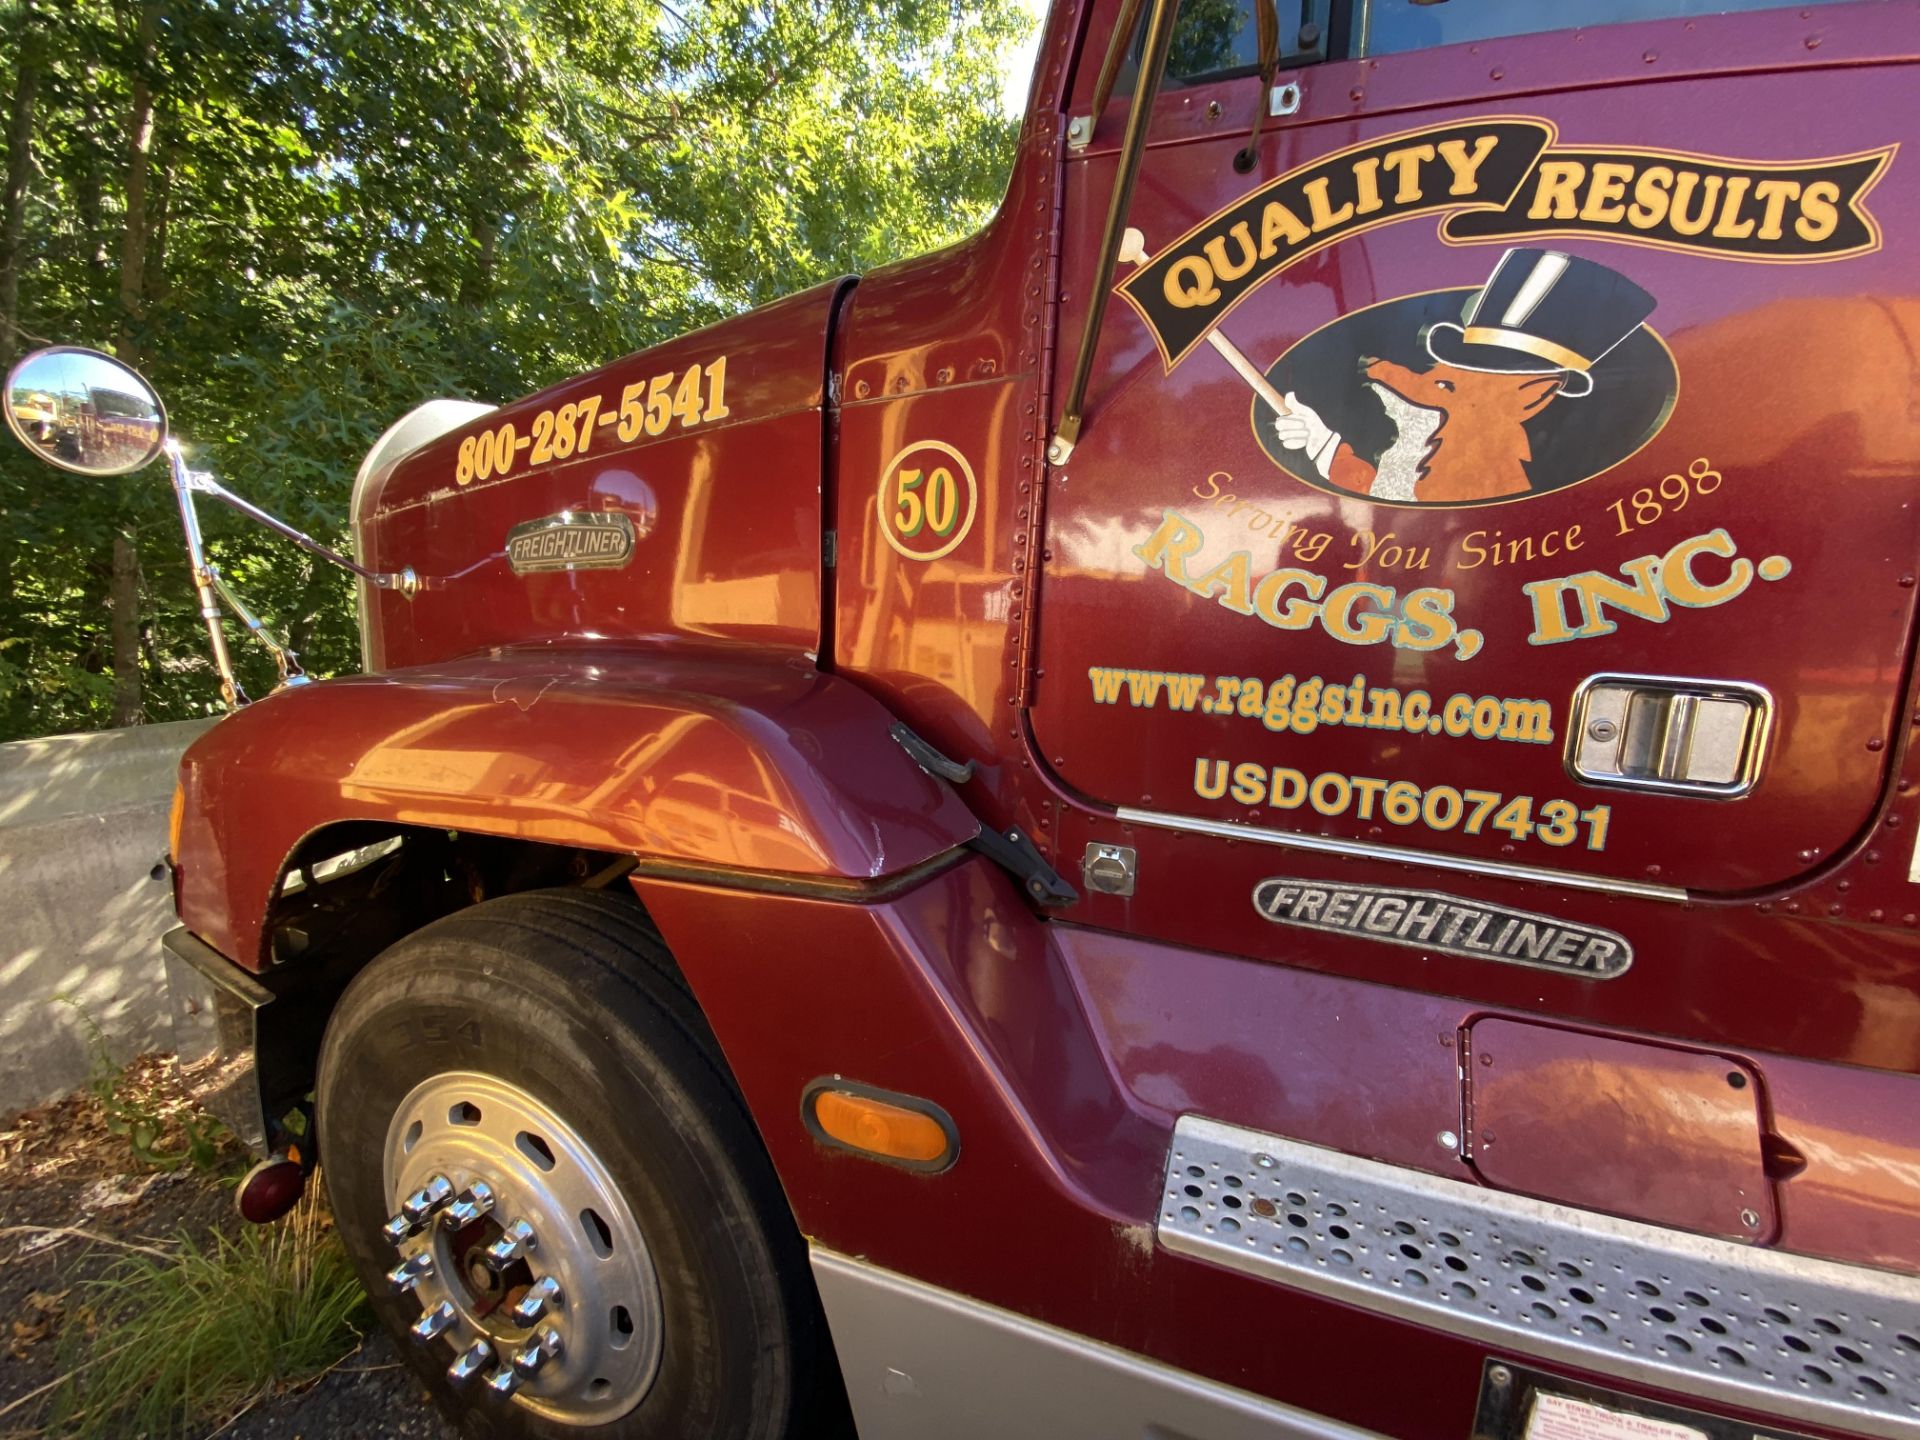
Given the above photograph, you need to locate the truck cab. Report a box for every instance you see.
[30,0,1920,1435]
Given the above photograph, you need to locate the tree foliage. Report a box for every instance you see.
[0,0,1028,737]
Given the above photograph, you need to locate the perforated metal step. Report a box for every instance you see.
[1160,1115,1920,1438]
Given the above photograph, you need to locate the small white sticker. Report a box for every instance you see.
[1525,1392,1709,1440]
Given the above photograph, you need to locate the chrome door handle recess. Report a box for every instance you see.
[1568,675,1772,798]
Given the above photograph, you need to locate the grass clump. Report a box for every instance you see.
[53,1190,370,1436]
[57,995,230,1174]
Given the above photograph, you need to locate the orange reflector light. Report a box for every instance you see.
[168,782,186,863]
[807,1084,955,1171]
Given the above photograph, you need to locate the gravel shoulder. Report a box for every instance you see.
[0,1055,455,1439]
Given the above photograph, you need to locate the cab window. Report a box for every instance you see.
[1115,0,1334,94]
[1365,0,1860,55]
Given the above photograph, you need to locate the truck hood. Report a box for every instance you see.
[351,277,852,672]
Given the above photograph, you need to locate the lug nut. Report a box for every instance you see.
[381,1212,414,1248]
[448,1338,494,1384]
[410,1300,457,1343]
[401,1175,456,1226]
[484,1364,522,1397]
[387,1252,435,1294]
[443,1180,496,1229]
[509,1274,562,1327]
[483,1218,536,1269]
[513,1326,564,1378]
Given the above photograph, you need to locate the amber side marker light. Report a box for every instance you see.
[802,1079,957,1174]
[168,781,186,863]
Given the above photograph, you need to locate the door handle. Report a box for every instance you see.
[1567,674,1773,798]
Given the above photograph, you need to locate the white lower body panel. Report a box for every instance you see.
[810,1247,1379,1440]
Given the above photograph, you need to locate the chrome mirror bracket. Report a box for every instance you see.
[165,440,247,707]
[165,439,419,705]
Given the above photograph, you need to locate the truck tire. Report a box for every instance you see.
[315,889,846,1439]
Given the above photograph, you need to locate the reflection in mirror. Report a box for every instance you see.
[3,346,167,476]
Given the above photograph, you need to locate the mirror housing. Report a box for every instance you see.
[3,339,422,710]
[3,346,168,476]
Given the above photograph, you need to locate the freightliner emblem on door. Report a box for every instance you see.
[506,511,636,575]
[1252,878,1632,979]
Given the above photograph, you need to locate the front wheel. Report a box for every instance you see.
[316,889,843,1439]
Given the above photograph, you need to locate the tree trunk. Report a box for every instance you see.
[116,0,159,367]
[108,532,143,726]
[459,213,499,308]
[0,5,41,360]
[78,94,109,319]
[145,122,172,309]
[103,0,162,728]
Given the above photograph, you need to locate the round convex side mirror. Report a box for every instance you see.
[3,346,168,476]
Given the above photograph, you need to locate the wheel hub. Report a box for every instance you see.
[380,1071,662,1424]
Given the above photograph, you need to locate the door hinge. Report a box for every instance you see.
[823,529,837,568]
[970,825,1078,909]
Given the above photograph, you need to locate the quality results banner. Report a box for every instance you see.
[1117,117,1894,368]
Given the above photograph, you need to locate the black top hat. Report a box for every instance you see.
[1426,248,1656,399]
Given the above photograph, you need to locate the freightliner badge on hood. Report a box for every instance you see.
[1251,878,1632,979]
[506,511,637,575]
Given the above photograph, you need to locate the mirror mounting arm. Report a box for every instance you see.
[165,438,413,708]
[1048,0,1182,466]
[181,467,417,595]
[1085,0,1146,128]
[204,563,307,690]
[164,440,248,708]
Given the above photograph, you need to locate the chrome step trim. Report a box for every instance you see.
[1114,806,1687,903]
[1160,1116,1920,1438]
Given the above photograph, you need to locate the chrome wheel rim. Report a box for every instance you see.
[381,1070,662,1424]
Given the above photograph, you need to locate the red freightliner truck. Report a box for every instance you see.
[7,0,1920,1436]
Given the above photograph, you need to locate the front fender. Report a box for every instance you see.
[174,645,978,970]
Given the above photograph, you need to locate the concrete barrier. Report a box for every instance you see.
[0,717,215,1116]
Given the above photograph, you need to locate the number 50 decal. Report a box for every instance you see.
[877,440,980,562]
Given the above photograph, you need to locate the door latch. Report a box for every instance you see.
[1567,675,1772,798]
[1082,843,1137,897]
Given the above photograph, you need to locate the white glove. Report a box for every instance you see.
[1271,391,1331,452]
[1270,392,1338,479]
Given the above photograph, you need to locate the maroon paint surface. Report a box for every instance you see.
[825,0,1920,1086]
[637,859,1914,1437]
[1462,1018,1772,1241]
[1052,916,1920,1278]
[829,73,1063,776]
[1032,61,1920,895]
[174,646,975,966]
[359,280,849,668]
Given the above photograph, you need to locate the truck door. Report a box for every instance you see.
[1032,0,1918,909]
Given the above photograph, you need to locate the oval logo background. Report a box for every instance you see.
[1253,254,1678,509]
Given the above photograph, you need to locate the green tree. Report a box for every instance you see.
[0,0,1030,738]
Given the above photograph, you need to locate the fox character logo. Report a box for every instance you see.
[1265,249,1659,506]
[1276,359,1567,504]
